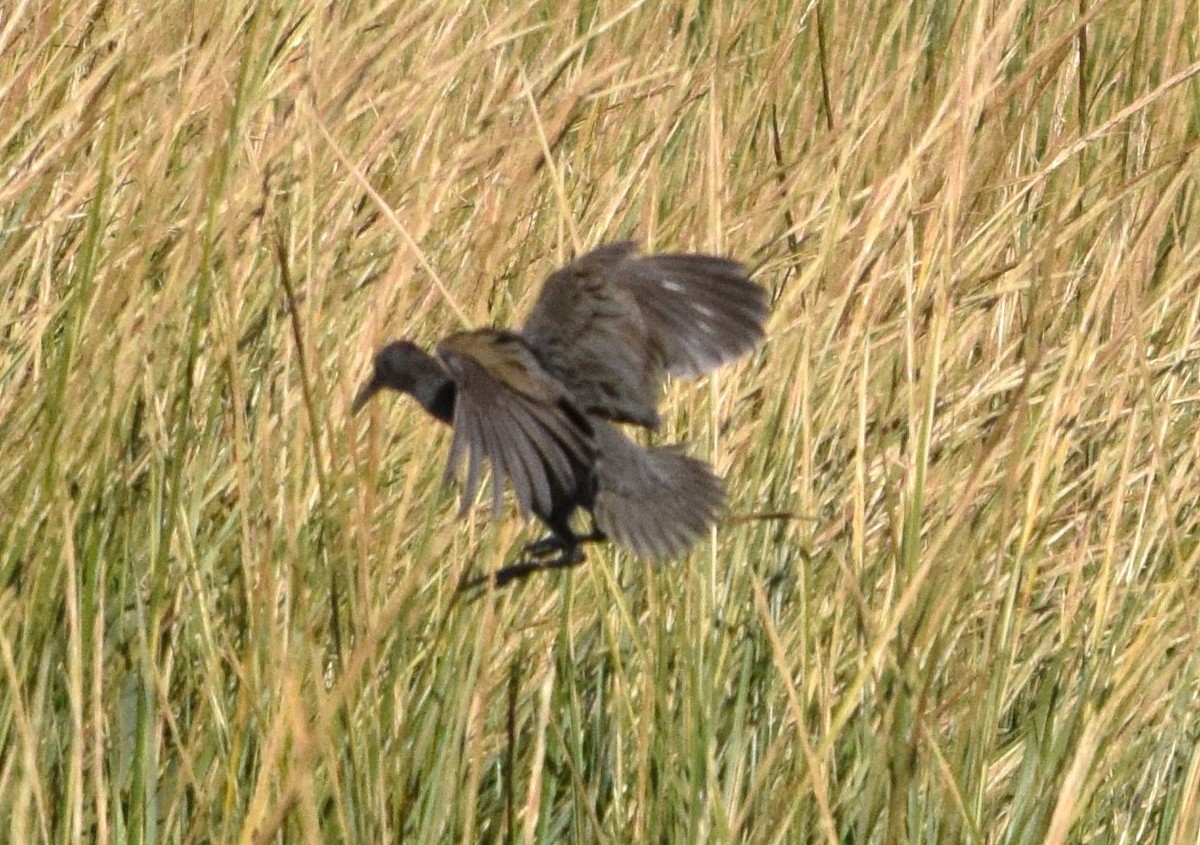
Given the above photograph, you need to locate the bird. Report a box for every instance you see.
[352,240,767,587]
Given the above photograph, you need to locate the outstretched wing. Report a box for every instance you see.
[522,241,766,428]
[436,330,595,518]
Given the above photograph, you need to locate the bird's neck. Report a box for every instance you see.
[408,359,456,424]
[418,379,456,424]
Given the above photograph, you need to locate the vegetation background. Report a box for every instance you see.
[3,0,1199,842]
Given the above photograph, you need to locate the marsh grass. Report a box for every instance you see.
[3,0,1200,842]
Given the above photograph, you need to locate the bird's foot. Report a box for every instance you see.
[521,535,568,558]
[458,545,587,593]
[521,528,607,558]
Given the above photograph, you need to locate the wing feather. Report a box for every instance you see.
[522,242,766,428]
[436,330,594,518]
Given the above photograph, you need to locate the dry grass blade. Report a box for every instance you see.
[2,0,1199,842]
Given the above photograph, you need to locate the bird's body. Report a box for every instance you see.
[353,241,766,585]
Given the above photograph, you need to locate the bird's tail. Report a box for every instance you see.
[591,423,725,560]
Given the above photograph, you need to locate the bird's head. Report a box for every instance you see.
[351,340,441,413]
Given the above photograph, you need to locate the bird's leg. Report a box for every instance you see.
[495,544,586,587]
[458,518,606,594]
[458,544,586,593]
[522,522,607,557]
[521,534,567,558]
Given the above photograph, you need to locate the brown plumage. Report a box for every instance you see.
[352,241,766,586]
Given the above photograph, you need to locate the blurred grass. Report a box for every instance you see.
[3,0,1200,842]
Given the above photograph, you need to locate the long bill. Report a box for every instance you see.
[351,377,381,414]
